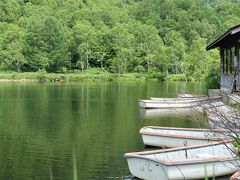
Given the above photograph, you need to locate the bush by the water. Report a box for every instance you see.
[165,74,189,81]
[147,72,166,81]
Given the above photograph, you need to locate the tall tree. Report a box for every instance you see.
[24,15,69,72]
[108,23,134,73]
[71,21,96,70]
[164,30,187,75]
[0,23,26,71]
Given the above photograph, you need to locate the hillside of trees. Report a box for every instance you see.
[0,0,240,80]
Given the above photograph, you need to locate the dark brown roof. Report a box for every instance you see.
[206,24,240,50]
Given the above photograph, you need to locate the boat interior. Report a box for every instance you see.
[127,142,237,164]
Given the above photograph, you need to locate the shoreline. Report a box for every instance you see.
[0,72,204,82]
[0,79,37,82]
[0,71,164,82]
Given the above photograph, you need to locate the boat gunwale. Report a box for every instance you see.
[125,153,238,166]
[138,99,202,104]
[150,96,221,102]
[140,132,223,141]
[124,140,234,156]
[140,106,198,109]
[138,97,221,107]
[140,126,240,134]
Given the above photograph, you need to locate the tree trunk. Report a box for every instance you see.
[16,61,21,72]
[86,52,88,69]
[147,60,149,72]
[100,56,104,70]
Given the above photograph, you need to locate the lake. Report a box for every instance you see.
[0,81,228,179]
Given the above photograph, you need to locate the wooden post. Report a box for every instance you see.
[230,48,233,74]
[226,48,228,74]
[220,48,224,73]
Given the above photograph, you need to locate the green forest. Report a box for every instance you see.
[0,0,240,81]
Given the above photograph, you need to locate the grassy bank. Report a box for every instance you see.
[0,70,149,82]
[0,70,218,85]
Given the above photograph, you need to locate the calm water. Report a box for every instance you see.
[0,81,226,180]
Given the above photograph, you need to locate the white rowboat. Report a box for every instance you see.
[140,126,235,148]
[139,96,221,109]
[150,96,221,102]
[139,107,203,118]
[138,99,199,109]
[125,141,239,180]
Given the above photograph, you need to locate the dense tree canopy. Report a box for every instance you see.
[0,0,239,80]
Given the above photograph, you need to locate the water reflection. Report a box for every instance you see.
[0,81,208,179]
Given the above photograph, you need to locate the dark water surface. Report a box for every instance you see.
[0,81,220,179]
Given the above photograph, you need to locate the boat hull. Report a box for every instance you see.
[139,126,234,148]
[141,133,215,147]
[125,141,239,180]
[139,96,222,109]
[139,107,203,118]
[126,157,238,180]
[138,99,199,109]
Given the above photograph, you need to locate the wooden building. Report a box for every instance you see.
[207,24,240,93]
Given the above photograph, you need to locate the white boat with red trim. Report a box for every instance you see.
[139,96,221,109]
[139,107,202,118]
[125,141,239,180]
[140,126,234,148]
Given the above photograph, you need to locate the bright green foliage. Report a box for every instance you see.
[72,21,96,70]
[24,15,69,72]
[164,30,187,76]
[186,37,219,79]
[0,23,26,71]
[0,0,239,80]
[108,23,134,73]
[129,22,164,73]
[0,0,23,23]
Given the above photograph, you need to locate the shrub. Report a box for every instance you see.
[166,74,188,81]
[134,65,145,73]
[147,72,166,81]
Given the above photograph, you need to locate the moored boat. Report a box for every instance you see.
[139,107,202,118]
[149,97,198,101]
[138,99,200,109]
[150,96,221,102]
[140,126,234,148]
[139,96,221,109]
[125,141,239,180]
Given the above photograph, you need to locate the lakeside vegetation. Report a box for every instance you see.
[0,0,239,83]
[0,69,164,82]
[0,70,218,90]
